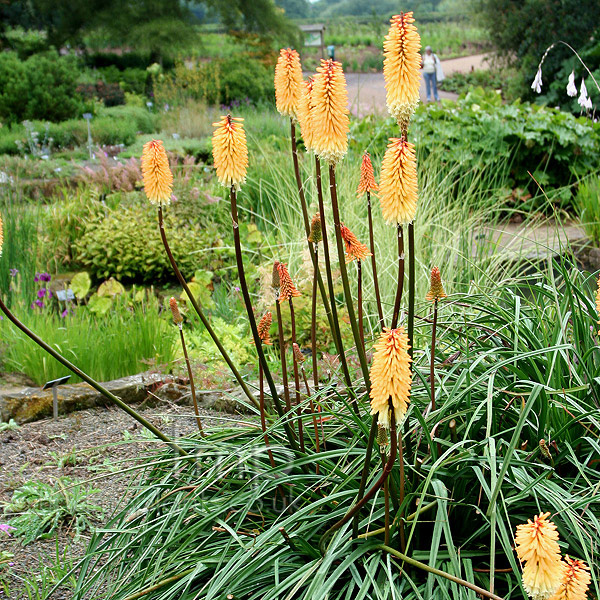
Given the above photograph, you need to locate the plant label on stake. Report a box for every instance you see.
[42,375,71,420]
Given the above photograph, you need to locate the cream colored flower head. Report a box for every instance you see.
[212,115,248,191]
[141,140,173,205]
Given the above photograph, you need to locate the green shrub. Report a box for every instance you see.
[575,175,600,245]
[74,202,231,282]
[0,52,82,123]
[219,58,274,105]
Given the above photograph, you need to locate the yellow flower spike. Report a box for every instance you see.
[549,556,591,600]
[379,137,418,225]
[383,12,422,132]
[425,266,447,302]
[141,139,174,205]
[277,262,301,304]
[340,223,371,262]
[211,115,248,190]
[369,327,412,429]
[297,77,315,152]
[311,59,349,165]
[357,152,379,197]
[515,512,565,600]
[274,48,304,121]
[257,311,273,345]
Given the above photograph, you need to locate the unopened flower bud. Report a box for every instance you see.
[292,343,305,364]
[308,213,322,244]
[425,266,447,302]
[169,297,183,325]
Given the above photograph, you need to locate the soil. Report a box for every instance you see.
[0,402,251,599]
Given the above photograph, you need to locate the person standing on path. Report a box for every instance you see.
[421,46,443,102]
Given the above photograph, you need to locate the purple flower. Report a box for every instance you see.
[0,524,16,536]
[32,300,44,309]
[34,272,51,283]
[61,309,69,318]
[37,288,46,299]
[9,269,18,277]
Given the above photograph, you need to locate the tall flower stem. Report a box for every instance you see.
[259,362,276,469]
[178,325,204,436]
[289,298,305,452]
[229,188,300,454]
[377,545,505,600]
[311,246,320,392]
[320,408,397,554]
[315,157,355,394]
[391,224,404,329]
[275,298,292,415]
[300,365,321,474]
[397,432,407,552]
[357,260,364,347]
[328,165,371,387]
[0,296,187,457]
[353,415,378,537]
[408,223,416,363]
[158,206,258,411]
[430,299,438,412]
[367,190,385,329]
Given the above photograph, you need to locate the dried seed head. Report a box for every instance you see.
[292,343,305,363]
[272,261,281,289]
[384,12,421,132]
[141,140,174,205]
[274,48,304,120]
[297,77,315,151]
[311,59,349,165]
[357,152,379,196]
[377,424,389,447]
[340,223,372,262]
[308,213,322,244]
[515,513,564,600]
[169,297,183,325]
[379,137,418,225]
[425,267,447,302]
[211,115,248,190]
[369,327,412,429]
[257,311,273,345]
[539,439,552,460]
[549,556,591,600]
[277,262,301,304]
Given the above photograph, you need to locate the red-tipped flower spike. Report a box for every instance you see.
[277,262,301,304]
[357,152,379,197]
[169,297,183,325]
[211,115,248,190]
[311,59,349,165]
[257,311,273,345]
[340,223,372,262]
[425,267,447,302]
[383,12,421,132]
[369,327,412,429]
[549,556,591,600]
[141,140,173,205]
[275,48,304,121]
[379,137,418,225]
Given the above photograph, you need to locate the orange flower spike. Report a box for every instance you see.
[383,12,421,131]
[297,77,315,151]
[169,297,183,326]
[211,115,248,191]
[277,262,301,304]
[515,512,565,600]
[549,556,591,600]
[379,137,418,225]
[311,59,349,165]
[357,152,379,197]
[274,48,304,121]
[425,267,447,302]
[141,139,173,205]
[340,223,371,262]
[369,327,412,429]
[308,213,322,244]
[257,311,273,345]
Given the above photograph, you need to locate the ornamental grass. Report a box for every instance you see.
[1,13,599,600]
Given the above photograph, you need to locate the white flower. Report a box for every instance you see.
[578,78,592,110]
[566,70,577,97]
[531,67,543,93]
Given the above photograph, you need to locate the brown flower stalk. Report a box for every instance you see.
[257,311,276,469]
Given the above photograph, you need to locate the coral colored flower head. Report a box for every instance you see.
[383,12,421,132]
[311,59,349,165]
[379,137,418,225]
[425,267,447,302]
[369,327,412,428]
[169,297,183,326]
[340,223,371,262]
[257,311,273,345]
[515,513,564,600]
[549,556,591,600]
[275,48,304,120]
[276,262,301,304]
[297,77,315,151]
[357,152,379,197]
[292,342,305,364]
[212,115,248,190]
[141,140,173,205]
[308,213,322,244]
